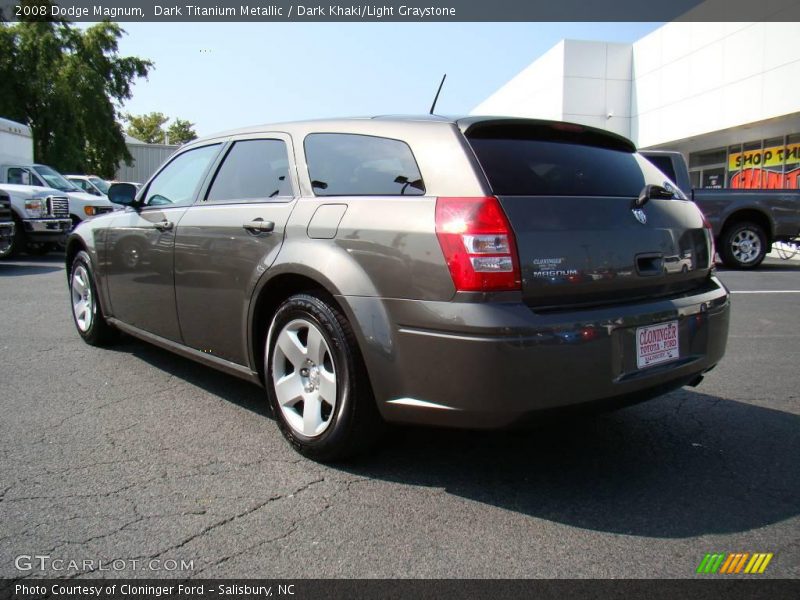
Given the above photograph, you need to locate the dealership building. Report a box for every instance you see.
[472,21,800,190]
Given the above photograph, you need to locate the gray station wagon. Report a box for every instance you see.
[66,116,730,461]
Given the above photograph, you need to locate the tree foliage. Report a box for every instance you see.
[125,113,198,146]
[0,3,152,178]
[125,112,169,144]
[166,118,197,145]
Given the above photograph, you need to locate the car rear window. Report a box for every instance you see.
[467,137,675,197]
[304,133,425,196]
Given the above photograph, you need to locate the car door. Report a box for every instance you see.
[174,134,299,365]
[104,143,222,342]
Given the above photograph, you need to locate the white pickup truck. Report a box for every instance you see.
[0,183,72,257]
[0,163,117,226]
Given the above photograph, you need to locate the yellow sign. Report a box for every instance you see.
[729,143,800,171]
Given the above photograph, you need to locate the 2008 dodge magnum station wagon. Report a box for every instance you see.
[66,116,730,461]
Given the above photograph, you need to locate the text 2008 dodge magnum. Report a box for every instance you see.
[66,116,730,461]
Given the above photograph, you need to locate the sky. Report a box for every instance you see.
[111,22,661,137]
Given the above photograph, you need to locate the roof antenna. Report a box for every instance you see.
[429,74,447,115]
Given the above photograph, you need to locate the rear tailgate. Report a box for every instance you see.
[462,119,713,309]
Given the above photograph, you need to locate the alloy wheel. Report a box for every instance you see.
[71,265,94,332]
[271,318,337,438]
[731,229,762,264]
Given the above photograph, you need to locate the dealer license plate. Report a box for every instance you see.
[636,320,679,369]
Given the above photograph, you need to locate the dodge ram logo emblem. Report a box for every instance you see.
[632,209,647,224]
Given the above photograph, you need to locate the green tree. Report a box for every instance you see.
[125,112,169,144]
[0,2,152,178]
[166,118,197,145]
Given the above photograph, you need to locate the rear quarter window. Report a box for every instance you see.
[304,133,425,196]
[468,138,677,197]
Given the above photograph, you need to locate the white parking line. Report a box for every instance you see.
[730,290,800,294]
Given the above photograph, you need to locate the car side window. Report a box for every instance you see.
[206,139,293,203]
[304,133,425,196]
[143,144,221,208]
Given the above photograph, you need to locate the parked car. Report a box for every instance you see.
[65,174,111,198]
[65,116,730,460]
[642,150,800,269]
[0,163,117,227]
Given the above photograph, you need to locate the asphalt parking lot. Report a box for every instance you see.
[0,254,798,580]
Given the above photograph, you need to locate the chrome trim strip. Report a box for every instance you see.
[397,327,519,343]
[386,397,457,411]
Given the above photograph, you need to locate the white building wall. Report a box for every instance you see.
[561,40,632,138]
[471,40,633,139]
[471,41,565,120]
[632,21,800,148]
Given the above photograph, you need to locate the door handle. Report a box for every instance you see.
[243,219,275,234]
[153,220,174,231]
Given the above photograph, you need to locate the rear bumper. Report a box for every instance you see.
[344,276,730,428]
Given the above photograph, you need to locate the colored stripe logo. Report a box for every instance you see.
[696,553,773,574]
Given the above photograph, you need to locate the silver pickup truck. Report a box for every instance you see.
[642,150,800,269]
[0,183,72,258]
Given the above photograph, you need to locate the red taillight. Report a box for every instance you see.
[701,212,716,265]
[435,196,522,292]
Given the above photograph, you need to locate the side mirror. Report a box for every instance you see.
[108,182,139,207]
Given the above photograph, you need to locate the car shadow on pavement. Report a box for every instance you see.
[0,254,65,276]
[108,335,271,417]
[104,336,798,539]
[341,390,799,539]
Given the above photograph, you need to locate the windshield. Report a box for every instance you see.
[88,176,110,194]
[33,165,80,192]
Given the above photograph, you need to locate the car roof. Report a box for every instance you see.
[184,115,636,153]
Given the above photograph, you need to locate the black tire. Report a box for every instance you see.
[719,221,767,269]
[69,250,117,346]
[265,293,384,462]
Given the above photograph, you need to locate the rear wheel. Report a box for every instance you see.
[720,222,767,269]
[69,250,117,346]
[265,293,383,462]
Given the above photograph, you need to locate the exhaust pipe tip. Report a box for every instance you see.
[687,374,704,388]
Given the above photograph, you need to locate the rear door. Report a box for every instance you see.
[174,134,298,365]
[461,120,713,309]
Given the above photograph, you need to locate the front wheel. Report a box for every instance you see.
[265,293,383,462]
[69,250,117,346]
[719,222,767,269]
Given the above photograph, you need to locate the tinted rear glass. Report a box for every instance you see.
[304,133,425,196]
[468,138,675,197]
